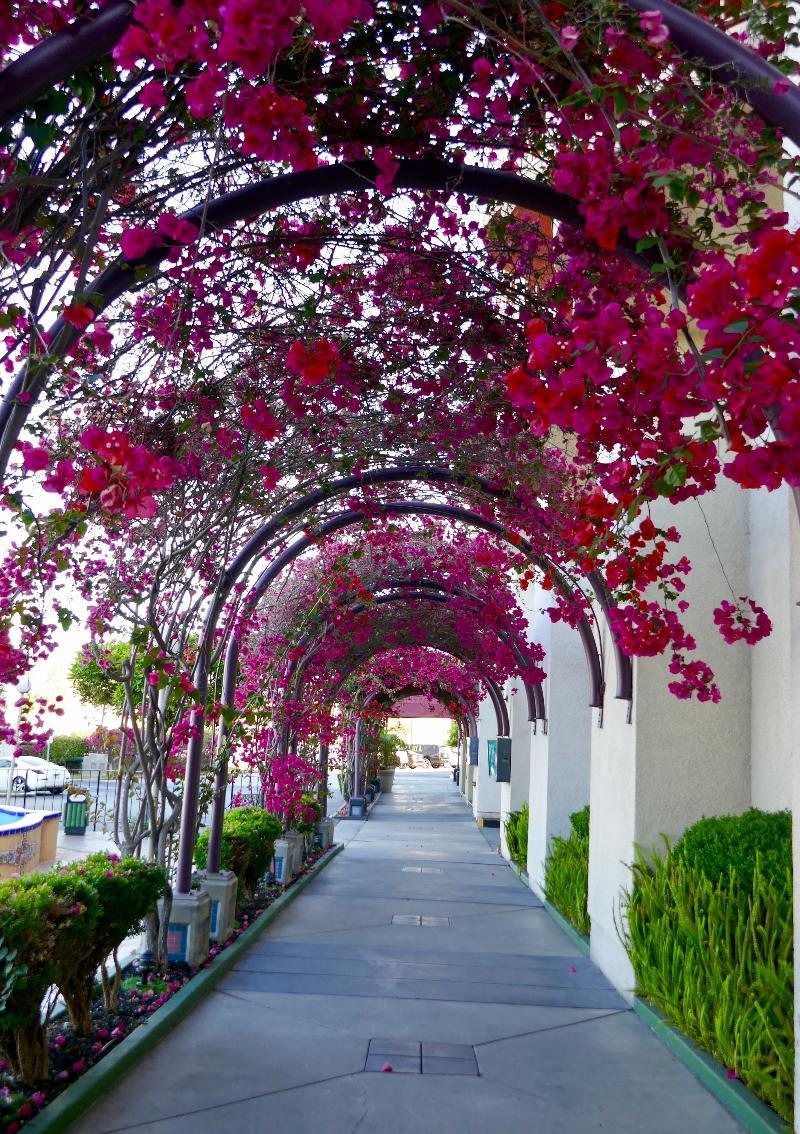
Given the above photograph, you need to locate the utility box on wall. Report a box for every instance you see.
[495,736,511,783]
[469,735,479,766]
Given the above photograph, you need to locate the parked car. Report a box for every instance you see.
[0,755,72,795]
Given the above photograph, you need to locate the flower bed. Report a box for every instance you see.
[0,847,331,1133]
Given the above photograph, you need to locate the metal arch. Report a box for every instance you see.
[2,2,797,143]
[235,501,603,708]
[374,578,547,720]
[175,470,609,892]
[0,0,134,125]
[620,0,800,147]
[285,589,511,732]
[331,636,509,737]
[0,156,662,471]
[363,683,478,741]
[283,576,545,721]
[205,611,499,871]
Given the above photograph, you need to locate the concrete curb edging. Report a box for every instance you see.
[632,998,789,1134]
[541,899,590,957]
[538,904,787,1132]
[22,843,344,1134]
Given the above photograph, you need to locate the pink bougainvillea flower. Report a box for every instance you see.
[559,25,580,51]
[20,444,50,472]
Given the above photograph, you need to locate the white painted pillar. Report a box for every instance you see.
[526,601,593,898]
[499,678,533,864]
[589,477,753,998]
[471,693,502,821]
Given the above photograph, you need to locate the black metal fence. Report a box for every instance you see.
[10,770,282,835]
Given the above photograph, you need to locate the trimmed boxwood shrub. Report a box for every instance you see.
[57,854,166,1036]
[624,809,793,1123]
[673,807,791,892]
[504,803,529,871]
[543,806,589,936]
[194,807,283,901]
[0,872,96,1082]
[0,855,165,1082]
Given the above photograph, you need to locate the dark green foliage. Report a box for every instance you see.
[543,806,590,936]
[57,855,166,1035]
[0,855,163,1082]
[504,803,529,871]
[673,808,791,893]
[194,807,283,900]
[568,804,590,840]
[624,810,793,1123]
[68,641,145,710]
[377,730,402,768]
[48,735,88,766]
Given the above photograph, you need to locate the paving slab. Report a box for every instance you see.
[73,771,746,1134]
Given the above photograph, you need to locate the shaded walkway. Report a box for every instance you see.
[76,773,745,1133]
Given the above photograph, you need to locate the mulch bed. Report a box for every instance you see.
[0,852,326,1132]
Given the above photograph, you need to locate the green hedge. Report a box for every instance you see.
[0,855,165,1083]
[673,808,791,893]
[504,803,529,871]
[57,855,166,1036]
[624,810,793,1123]
[48,735,88,767]
[194,807,283,901]
[543,806,589,936]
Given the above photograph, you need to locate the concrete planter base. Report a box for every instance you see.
[193,870,237,943]
[378,768,395,793]
[158,890,211,968]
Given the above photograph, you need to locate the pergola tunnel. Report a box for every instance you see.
[0,1,798,1131]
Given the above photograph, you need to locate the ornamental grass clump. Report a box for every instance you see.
[543,806,589,936]
[194,807,283,902]
[623,810,792,1123]
[504,803,529,871]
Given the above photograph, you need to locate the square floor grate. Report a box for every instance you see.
[364,1040,478,1076]
[390,914,450,926]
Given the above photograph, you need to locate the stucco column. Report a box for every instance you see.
[500,678,533,864]
[526,597,593,898]
[589,477,752,997]
[471,693,502,822]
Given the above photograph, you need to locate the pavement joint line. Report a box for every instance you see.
[21,843,344,1134]
[472,1008,631,1048]
[69,1068,368,1134]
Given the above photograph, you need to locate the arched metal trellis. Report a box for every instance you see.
[2,0,796,142]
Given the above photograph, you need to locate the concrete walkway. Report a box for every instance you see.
[75,772,745,1134]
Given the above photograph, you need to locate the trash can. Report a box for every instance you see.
[63,793,89,835]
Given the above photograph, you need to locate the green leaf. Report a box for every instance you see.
[722,319,749,335]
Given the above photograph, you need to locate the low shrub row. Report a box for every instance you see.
[624,809,793,1123]
[0,854,165,1084]
[543,805,590,936]
[504,803,529,871]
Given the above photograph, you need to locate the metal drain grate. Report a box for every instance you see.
[364,1039,478,1076]
[402,866,442,873]
[391,914,450,926]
